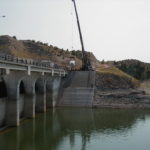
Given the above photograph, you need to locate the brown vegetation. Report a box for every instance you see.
[96,64,139,90]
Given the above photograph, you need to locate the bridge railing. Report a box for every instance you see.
[0,54,64,70]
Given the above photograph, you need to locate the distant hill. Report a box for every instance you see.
[114,59,150,80]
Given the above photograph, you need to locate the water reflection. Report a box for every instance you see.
[0,108,150,150]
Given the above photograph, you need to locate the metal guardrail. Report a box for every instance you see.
[0,54,64,70]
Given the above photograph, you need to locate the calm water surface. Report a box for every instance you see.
[0,108,150,150]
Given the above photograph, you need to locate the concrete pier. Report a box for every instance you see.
[46,78,54,108]
[23,76,37,118]
[35,77,46,113]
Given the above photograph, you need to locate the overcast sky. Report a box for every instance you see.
[0,0,150,62]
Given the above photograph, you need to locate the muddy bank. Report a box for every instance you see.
[94,89,150,109]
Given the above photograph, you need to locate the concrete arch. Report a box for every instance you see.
[3,71,27,126]
[35,77,46,112]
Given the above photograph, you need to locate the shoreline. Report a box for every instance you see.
[94,88,150,109]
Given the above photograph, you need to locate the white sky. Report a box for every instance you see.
[0,0,150,62]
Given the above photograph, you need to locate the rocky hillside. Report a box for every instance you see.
[96,64,139,90]
[0,35,139,89]
[0,35,82,69]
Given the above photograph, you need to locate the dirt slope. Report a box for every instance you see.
[0,35,82,69]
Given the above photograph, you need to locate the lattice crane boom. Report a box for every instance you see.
[71,0,91,70]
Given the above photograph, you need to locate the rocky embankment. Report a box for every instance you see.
[94,89,150,109]
[94,65,150,109]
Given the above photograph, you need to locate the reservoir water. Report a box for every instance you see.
[0,108,150,150]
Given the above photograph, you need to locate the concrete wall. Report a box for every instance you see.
[58,71,95,107]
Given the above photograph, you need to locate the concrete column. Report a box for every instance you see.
[52,77,61,107]
[45,76,61,108]
[23,76,37,118]
[4,72,25,126]
[46,77,53,108]
[35,77,46,112]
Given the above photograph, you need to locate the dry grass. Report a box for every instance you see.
[140,81,150,93]
[96,64,139,85]
[12,49,49,60]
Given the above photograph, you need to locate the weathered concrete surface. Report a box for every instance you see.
[59,88,94,107]
[59,71,95,107]
[68,71,95,88]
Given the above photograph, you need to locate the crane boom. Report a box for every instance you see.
[71,0,90,70]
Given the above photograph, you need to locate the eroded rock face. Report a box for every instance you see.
[95,72,138,90]
[94,89,150,109]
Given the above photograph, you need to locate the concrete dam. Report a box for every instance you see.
[0,55,95,129]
